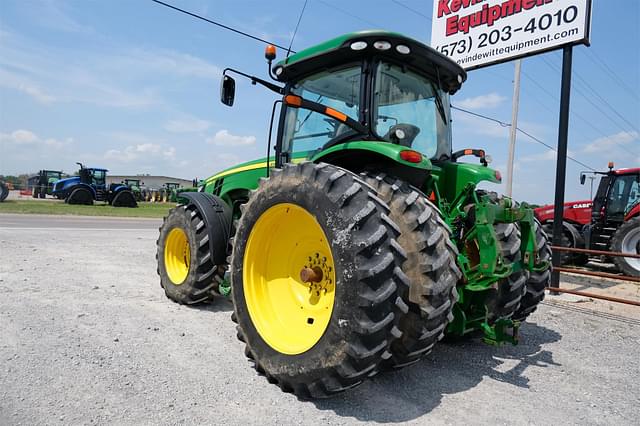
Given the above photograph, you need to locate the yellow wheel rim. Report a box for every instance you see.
[244,203,336,355]
[164,228,191,285]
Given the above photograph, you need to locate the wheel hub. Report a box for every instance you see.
[243,203,336,355]
[164,228,191,285]
[621,226,640,272]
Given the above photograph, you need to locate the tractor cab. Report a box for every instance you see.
[220,31,498,194]
[583,165,640,226]
[270,32,465,170]
[124,179,141,188]
[77,163,107,188]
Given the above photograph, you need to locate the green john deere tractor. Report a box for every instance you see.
[123,179,143,201]
[156,31,551,398]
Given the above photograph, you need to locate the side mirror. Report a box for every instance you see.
[220,75,236,107]
[580,174,586,185]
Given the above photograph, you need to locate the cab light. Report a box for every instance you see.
[325,107,347,122]
[350,41,368,50]
[374,40,391,50]
[495,170,502,182]
[284,95,302,106]
[400,150,422,163]
[396,44,411,54]
[265,44,277,61]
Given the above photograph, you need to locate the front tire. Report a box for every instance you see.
[156,205,224,304]
[231,162,408,398]
[611,217,640,277]
[363,173,459,368]
[485,222,528,320]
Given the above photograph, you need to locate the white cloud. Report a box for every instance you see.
[582,131,639,153]
[128,49,221,80]
[164,118,212,133]
[0,129,70,148]
[456,92,507,109]
[207,130,256,146]
[29,0,93,34]
[104,143,177,163]
[3,129,37,144]
[0,30,221,110]
[454,112,510,139]
[163,147,176,159]
[19,83,56,104]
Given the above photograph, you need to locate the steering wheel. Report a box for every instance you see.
[383,123,420,147]
[321,128,359,151]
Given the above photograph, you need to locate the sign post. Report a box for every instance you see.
[550,45,573,291]
[506,59,522,197]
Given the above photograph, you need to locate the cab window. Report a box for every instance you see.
[282,64,361,155]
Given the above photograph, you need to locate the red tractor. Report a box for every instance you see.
[534,163,640,277]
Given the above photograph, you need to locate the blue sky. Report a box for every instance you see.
[0,0,638,204]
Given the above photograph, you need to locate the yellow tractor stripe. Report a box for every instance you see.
[206,158,305,184]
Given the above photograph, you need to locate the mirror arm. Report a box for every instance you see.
[267,60,279,81]
[223,68,284,95]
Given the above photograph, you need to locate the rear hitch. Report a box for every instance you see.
[481,318,519,346]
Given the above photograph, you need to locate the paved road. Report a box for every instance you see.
[0,213,161,230]
[1,219,638,425]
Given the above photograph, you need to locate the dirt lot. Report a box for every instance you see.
[1,214,639,425]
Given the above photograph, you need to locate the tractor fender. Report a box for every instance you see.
[179,192,233,265]
[313,143,432,189]
[624,202,640,221]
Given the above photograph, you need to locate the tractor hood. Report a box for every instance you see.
[273,30,467,94]
[52,176,80,192]
[533,200,593,224]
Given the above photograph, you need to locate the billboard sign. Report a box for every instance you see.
[430,0,592,70]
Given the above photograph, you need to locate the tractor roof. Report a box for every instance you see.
[612,167,640,175]
[273,30,467,94]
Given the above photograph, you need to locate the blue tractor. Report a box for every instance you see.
[52,162,137,207]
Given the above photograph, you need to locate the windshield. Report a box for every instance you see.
[607,174,640,219]
[282,64,361,155]
[92,170,106,185]
[373,62,451,159]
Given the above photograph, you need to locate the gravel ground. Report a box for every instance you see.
[1,215,639,425]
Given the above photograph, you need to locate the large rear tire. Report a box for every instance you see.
[156,204,225,304]
[66,187,93,205]
[363,172,459,368]
[611,217,640,277]
[111,190,138,208]
[0,182,8,202]
[231,162,408,398]
[513,219,552,321]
